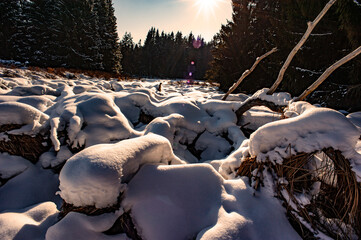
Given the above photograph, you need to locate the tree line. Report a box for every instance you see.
[0,0,121,73]
[120,28,212,80]
[0,0,359,89]
[207,0,361,95]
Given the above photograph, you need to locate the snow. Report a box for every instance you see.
[59,134,183,208]
[0,102,49,135]
[0,66,359,239]
[347,111,361,132]
[0,153,31,180]
[46,211,126,240]
[0,202,58,240]
[0,162,61,212]
[250,88,292,106]
[249,102,361,165]
[123,164,300,240]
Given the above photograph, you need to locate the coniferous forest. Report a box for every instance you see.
[0,0,360,104]
[0,0,121,73]
[206,0,361,97]
[120,29,212,80]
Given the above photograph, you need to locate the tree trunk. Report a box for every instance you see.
[295,46,361,101]
[222,48,278,101]
[267,0,337,95]
[235,98,286,125]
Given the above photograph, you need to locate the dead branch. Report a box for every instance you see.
[235,98,286,125]
[222,48,278,101]
[295,46,361,101]
[267,0,337,95]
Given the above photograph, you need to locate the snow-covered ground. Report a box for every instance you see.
[0,67,360,240]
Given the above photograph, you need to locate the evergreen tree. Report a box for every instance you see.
[120,32,135,76]
[94,0,121,73]
[207,0,361,95]
[0,0,19,60]
[122,27,212,80]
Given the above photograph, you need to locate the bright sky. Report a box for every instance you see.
[114,0,233,44]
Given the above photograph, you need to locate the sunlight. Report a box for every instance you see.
[194,0,223,18]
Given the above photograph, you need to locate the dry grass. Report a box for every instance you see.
[237,148,361,239]
[25,66,124,80]
[0,125,50,163]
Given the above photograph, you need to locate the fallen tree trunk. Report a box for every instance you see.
[235,98,286,125]
[267,0,337,95]
[295,46,361,101]
[222,48,278,101]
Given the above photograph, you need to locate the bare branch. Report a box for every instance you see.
[235,98,286,125]
[267,0,337,95]
[295,46,361,101]
[222,48,278,101]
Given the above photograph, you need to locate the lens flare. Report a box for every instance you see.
[195,0,222,17]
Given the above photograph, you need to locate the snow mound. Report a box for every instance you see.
[59,134,183,208]
[49,93,138,151]
[0,202,58,240]
[0,153,31,180]
[123,164,300,240]
[0,102,49,134]
[45,211,124,240]
[347,111,361,132]
[250,102,361,165]
[0,95,55,112]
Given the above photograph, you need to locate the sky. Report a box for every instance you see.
[114,0,233,44]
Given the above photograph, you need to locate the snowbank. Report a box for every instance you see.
[0,202,58,240]
[123,164,300,240]
[0,102,49,135]
[249,102,361,179]
[46,211,125,240]
[1,66,359,239]
[59,134,183,208]
[48,93,138,151]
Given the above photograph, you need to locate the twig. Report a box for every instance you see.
[267,0,337,95]
[222,47,278,100]
[295,46,361,101]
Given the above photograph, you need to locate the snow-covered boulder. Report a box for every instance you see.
[58,134,184,208]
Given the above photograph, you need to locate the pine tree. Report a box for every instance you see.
[120,32,135,76]
[207,0,360,95]
[94,0,121,73]
[0,0,19,60]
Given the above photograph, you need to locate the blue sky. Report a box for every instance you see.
[113,0,233,44]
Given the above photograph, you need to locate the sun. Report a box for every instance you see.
[194,0,222,17]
